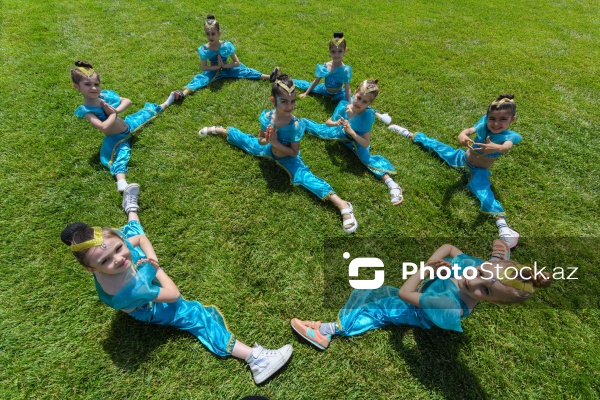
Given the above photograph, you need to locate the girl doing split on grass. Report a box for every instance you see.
[71,61,180,196]
[389,94,522,247]
[294,31,352,103]
[179,14,274,98]
[291,240,551,350]
[199,72,359,234]
[305,79,404,205]
[61,194,292,385]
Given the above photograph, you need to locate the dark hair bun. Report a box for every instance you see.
[496,93,514,101]
[74,60,93,69]
[333,31,344,38]
[207,14,215,20]
[61,222,89,246]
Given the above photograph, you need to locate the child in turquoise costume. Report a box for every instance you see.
[294,31,352,103]
[290,242,551,350]
[199,72,359,233]
[71,61,179,192]
[60,196,293,385]
[389,94,522,248]
[180,14,272,97]
[305,79,404,205]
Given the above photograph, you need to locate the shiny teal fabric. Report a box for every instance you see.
[93,221,235,356]
[337,253,482,334]
[304,101,396,178]
[413,132,506,216]
[74,90,162,176]
[185,41,263,90]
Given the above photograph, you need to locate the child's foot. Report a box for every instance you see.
[389,124,412,138]
[375,112,392,125]
[246,343,293,385]
[340,202,358,234]
[491,239,510,261]
[199,126,223,137]
[389,184,403,205]
[122,183,140,214]
[290,319,331,350]
[499,228,520,249]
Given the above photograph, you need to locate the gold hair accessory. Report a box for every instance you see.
[205,19,217,29]
[70,227,105,252]
[77,66,95,77]
[361,81,378,95]
[496,264,534,293]
[491,98,514,107]
[331,37,345,48]
[276,80,296,94]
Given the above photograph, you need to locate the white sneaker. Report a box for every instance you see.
[375,112,392,125]
[247,343,293,384]
[389,124,412,138]
[499,228,520,249]
[122,183,140,214]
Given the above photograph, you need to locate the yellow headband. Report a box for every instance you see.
[77,66,95,77]
[276,80,296,94]
[331,37,345,48]
[70,227,105,252]
[497,264,534,293]
[361,81,378,95]
[491,98,514,108]
[205,19,217,30]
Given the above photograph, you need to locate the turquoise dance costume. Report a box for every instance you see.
[74,90,163,177]
[185,42,263,91]
[226,109,335,200]
[304,100,396,179]
[336,253,483,335]
[413,115,522,216]
[293,63,352,101]
[93,220,235,356]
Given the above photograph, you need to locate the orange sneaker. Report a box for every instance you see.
[290,319,331,350]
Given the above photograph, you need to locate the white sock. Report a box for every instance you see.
[117,179,128,192]
[319,322,336,336]
[384,178,396,189]
[496,218,511,234]
[164,91,176,107]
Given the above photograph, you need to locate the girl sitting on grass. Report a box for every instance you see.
[179,14,273,98]
[61,194,293,385]
[198,71,358,234]
[389,94,522,247]
[71,60,180,193]
[305,79,403,205]
[293,31,352,103]
[291,241,551,350]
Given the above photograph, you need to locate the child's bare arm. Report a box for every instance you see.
[114,97,132,113]
[299,78,321,98]
[457,127,476,147]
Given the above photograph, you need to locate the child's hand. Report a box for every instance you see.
[458,133,474,148]
[137,257,161,270]
[427,259,452,270]
[266,125,278,144]
[100,100,117,115]
[471,137,502,154]
[335,117,346,127]
[217,55,224,68]
[345,104,355,118]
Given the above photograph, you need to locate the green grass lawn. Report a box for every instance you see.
[1,0,598,398]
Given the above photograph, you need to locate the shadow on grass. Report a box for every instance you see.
[257,158,294,195]
[321,140,370,177]
[102,312,187,371]
[388,326,488,400]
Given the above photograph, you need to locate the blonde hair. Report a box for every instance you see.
[494,260,552,304]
